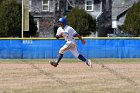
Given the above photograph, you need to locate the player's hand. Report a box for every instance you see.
[81,39,86,45]
[58,32,63,37]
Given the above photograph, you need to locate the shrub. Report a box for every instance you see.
[122,1,140,36]
[66,8,96,36]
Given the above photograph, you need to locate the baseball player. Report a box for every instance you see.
[49,17,92,68]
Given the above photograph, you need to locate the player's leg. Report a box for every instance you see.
[70,47,86,62]
[56,41,76,63]
[49,43,70,67]
[70,47,92,68]
[56,42,73,64]
[49,53,63,67]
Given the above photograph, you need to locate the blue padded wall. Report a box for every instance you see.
[0,39,140,59]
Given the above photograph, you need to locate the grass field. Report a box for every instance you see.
[0,59,140,93]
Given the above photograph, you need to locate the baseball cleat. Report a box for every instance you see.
[86,59,92,68]
[49,61,58,67]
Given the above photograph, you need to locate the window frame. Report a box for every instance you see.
[85,0,94,11]
[42,0,50,11]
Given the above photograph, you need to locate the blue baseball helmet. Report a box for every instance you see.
[58,17,67,25]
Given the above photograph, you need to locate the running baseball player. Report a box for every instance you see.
[49,17,92,68]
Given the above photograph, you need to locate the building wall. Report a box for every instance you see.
[64,0,112,37]
[97,0,112,37]
[29,0,112,37]
[30,0,57,37]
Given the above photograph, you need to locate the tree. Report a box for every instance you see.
[0,0,37,37]
[66,8,96,36]
[0,0,4,4]
[122,1,140,36]
[0,0,21,37]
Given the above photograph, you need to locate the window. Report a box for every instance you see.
[42,0,49,11]
[37,19,39,32]
[85,0,94,11]
[66,0,75,11]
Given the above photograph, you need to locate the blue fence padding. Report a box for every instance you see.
[0,40,22,59]
[0,39,140,59]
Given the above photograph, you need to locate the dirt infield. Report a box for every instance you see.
[1,62,140,68]
[0,62,140,93]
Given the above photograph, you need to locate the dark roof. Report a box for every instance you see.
[112,0,138,19]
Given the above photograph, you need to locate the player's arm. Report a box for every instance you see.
[56,27,63,39]
[74,34,85,44]
[56,32,63,39]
